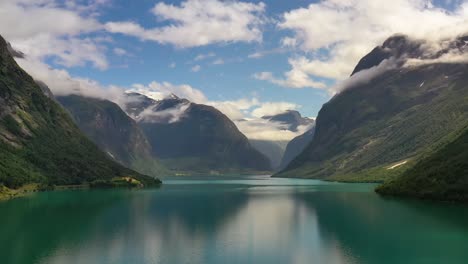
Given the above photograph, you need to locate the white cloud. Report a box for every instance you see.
[18,54,304,141]
[124,81,305,140]
[251,102,300,118]
[113,47,127,56]
[136,101,192,124]
[169,62,176,68]
[0,0,108,69]
[104,0,266,48]
[248,47,288,59]
[191,65,201,72]
[236,119,313,141]
[331,58,399,94]
[15,57,126,104]
[208,98,260,120]
[253,67,327,89]
[128,81,208,103]
[256,0,468,91]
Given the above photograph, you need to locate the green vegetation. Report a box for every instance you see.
[0,183,45,201]
[57,95,170,178]
[0,34,161,192]
[90,177,145,188]
[277,62,468,182]
[377,125,468,201]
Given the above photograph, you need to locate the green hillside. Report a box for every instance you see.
[376,125,468,201]
[0,35,160,192]
[276,36,468,181]
[58,95,168,177]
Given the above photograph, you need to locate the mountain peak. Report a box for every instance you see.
[263,110,314,132]
[351,34,423,75]
[381,34,411,49]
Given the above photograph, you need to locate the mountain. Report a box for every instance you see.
[249,140,288,170]
[279,125,316,170]
[376,125,468,201]
[0,35,160,191]
[262,110,314,132]
[250,110,314,170]
[57,95,167,177]
[124,93,271,174]
[276,35,468,182]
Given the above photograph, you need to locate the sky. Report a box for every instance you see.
[1,0,468,140]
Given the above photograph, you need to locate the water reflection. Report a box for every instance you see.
[293,191,468,264]
[0,178,467,264]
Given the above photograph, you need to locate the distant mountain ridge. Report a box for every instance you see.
[124,92,272,174]
[251,110,314,170]
[279,125,316,170]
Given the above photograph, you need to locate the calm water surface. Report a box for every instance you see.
[1,175,468,264]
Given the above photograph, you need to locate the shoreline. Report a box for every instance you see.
[0,177,162,202]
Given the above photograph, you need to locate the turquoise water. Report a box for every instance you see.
[1,175,468,264]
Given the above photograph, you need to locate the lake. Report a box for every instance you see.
[1,175,468,264]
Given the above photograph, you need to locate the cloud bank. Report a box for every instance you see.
[255,0,468,91]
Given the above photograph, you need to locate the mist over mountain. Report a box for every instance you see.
[250,110,314,170]
[124,93,271,174]
[277,34,468,182]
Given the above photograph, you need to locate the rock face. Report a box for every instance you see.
[0,35,159,188]
[277,35,468,181]
[57,95,167,177]
[250,140,289,170]
[279,125,316,171]
[125,93,272,174]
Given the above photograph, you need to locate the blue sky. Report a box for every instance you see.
[1,0,466,140]
[55,0,331,117]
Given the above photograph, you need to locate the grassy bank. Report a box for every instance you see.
[0,176,161,202]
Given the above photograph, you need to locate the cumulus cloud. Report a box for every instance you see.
[251,102,300,118]
[18,52,305,141]
[15,57,127,104]
[255,0,468,91]
[105,0,266,48]
[0,0,108,69]
[208,98,259,120]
